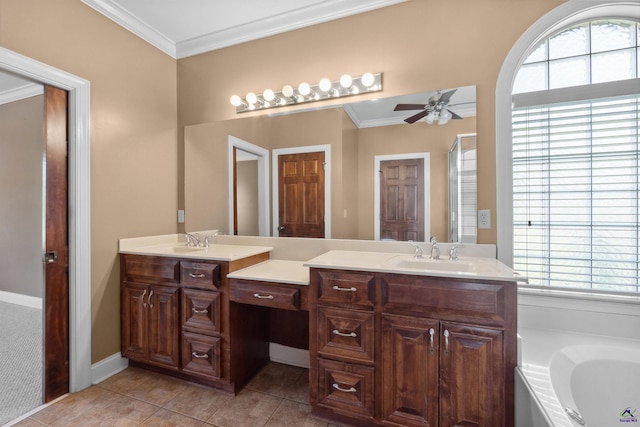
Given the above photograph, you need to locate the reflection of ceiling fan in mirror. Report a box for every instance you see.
[394,89,464,125]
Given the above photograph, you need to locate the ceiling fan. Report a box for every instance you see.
[394,89,463,124]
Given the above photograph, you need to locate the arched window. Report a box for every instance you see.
[510,18,640,295]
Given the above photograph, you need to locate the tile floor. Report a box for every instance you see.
[11,362,352,427]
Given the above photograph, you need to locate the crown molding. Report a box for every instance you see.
[81,0,405,59]
[0,83,44,105]
[177,0,406,59]
[81,0,176,58]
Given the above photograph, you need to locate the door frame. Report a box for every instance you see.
[0,47,92,392]
[272,144,331,238]
[374,152,430,241]
[227,136,270,236]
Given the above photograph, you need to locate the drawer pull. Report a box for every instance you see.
[192,308,209,314]
[192,352,209,359]
[253,293,274,299]
[429,328,435,353]
[189,273,206,278]
[444,329,450,355]
[141,289,147,308]
[332,329,357,338]
[147,290,154,308]
[332,285,357,292]
[332,383,357,393]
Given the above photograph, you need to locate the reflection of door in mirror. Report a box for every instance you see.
[277,151,325,238]
[448,133,477,243]
[379,158,425,241]
[374,153,430,241]
[234,147,259,235]
[228,136,270,236]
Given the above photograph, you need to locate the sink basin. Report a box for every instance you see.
[389,258,475,272]
[156,245,205,254]
[383,255,506,276]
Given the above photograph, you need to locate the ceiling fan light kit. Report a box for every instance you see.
[394,88,464,125]
[230,72,382,113]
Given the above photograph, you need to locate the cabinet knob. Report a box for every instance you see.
[429,328,435,353]
[192,308,209,314]
[141,290,147,308]
[189,273,206,278]
[253,293,274,299]
[444,329,450,355]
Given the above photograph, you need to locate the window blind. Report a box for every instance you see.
[512,92,640,294]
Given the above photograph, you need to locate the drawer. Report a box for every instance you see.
[182,288,221,335]
[382,274,512,327]
[232,281,300,311]
[317,358,375,420]
[315,270,375,309]
[122,255,179,285]
[317,307,374,364]
[180,261,221,289]
[182,332,221,379]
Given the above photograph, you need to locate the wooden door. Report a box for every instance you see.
[277,151,325,237]
[43,85,69,402]
[121,282,149,360]
[439,322,504,427]
[148,285,180,368]
[380,158,424,241]
[382,313,439,427]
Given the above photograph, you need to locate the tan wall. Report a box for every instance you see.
[0,0,178,362]
[177,0,567,244]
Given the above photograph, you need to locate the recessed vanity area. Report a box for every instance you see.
[119,233,518,427]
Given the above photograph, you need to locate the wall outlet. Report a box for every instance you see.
[478,209,491,229]
[177,210,185,223]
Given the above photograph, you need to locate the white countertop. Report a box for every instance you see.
[303,250,521,282]
[119,234,272,262]
[227,260,309,285]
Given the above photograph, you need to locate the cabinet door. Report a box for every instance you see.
[382,314,439,427]
[439,322,504,427]
[148,286,180,369]
[122,282,149,361]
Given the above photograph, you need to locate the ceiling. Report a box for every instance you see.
[80,0,406,59]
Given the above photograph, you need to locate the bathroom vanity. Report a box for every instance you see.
[119,235,517,427]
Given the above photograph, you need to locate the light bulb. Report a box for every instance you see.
[230,95,242,107]
[263,89,275,102]
[319,78,332,92]
[282,85,294,98]
[298,82,311,96]
[425,111,436,124]
[361,72,375,88]
[438,109,452,125]
[339,74,353,89]
[246,92,258,105]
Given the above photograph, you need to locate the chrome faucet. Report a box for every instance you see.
[449,245,462,261]
[429,236,440,260]
[408,240,424,259]
[184,233,200,247]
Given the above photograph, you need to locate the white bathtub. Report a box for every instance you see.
[517,327,640,427]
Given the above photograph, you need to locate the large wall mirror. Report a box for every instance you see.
[185,85,476,243]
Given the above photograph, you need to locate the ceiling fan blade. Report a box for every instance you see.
[438,89,458,104]
[404,110,430,124]
[448,109,463,120]
[394,103,427,111]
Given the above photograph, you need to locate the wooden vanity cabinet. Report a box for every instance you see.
[309,268,517,427]
[120,252,269,393]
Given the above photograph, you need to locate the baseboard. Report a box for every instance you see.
[269,343,309,368]
[91,353,129,385]
[0,291,42,309]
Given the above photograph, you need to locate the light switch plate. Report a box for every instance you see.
[178,210,185,223]
[478,209,491,229]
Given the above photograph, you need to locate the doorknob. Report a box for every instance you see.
[278,225,285,231]
[43,251,58,264]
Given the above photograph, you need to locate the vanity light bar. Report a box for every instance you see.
[230,72,383,113]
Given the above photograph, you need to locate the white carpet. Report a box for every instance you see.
[0,301,42,426]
